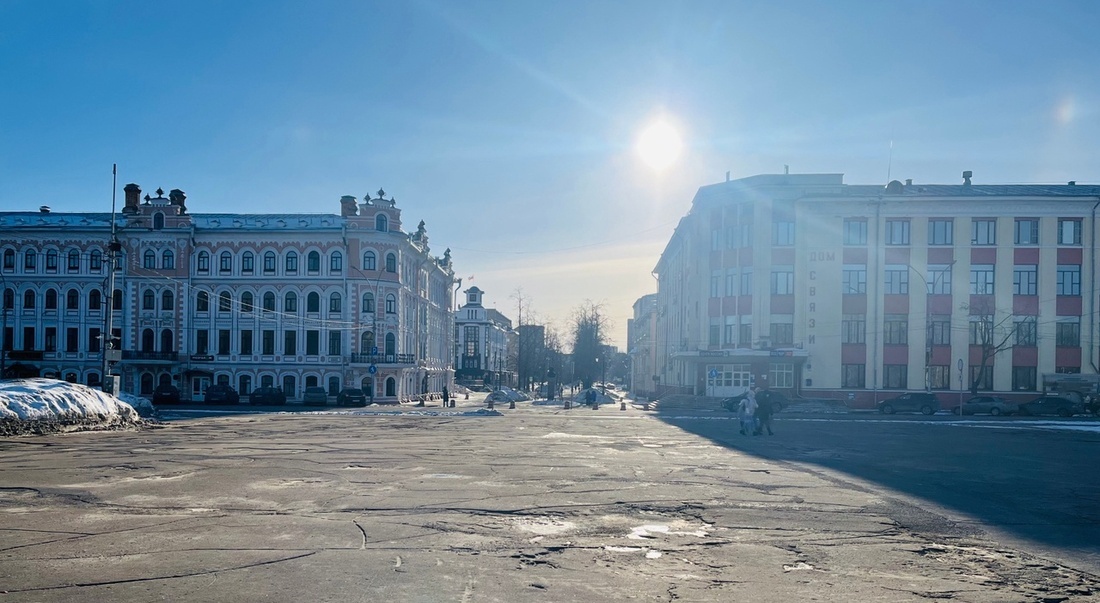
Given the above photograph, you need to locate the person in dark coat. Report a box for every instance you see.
[754,389,776,436]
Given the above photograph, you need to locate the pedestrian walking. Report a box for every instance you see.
[738,389,758,436]
[442,386,450,408]
[753,389,775,436]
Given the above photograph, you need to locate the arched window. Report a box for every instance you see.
[219,292,232,313]
[261,374,274,388]
[307,251,320,272]
[89,289,102,310]
[385,376,396,397]
[45,249,58,271]
[385,294,396,314]
[23,290,36,309]
[142,328,155,351]
[262,292,275,312]
[24,249,36,272]
[160,329,173,352]
[2,249,14,270]
[162,250,174,270]
[239,375,252,396]
[196,291,210,312]
[307,292,320,313]
[219,251,232,273]
[113,289,123,310]
[363,251,376,271]
[143,289,155,310]
[285,292,298,313]
[360,331,375,354]
[153,213,164,230]
[286,251,298,273]
[242,251,254,274]
[362,292,375,313]
[328,376,340,396]
[329,292,342,313]
[162,290,174,311]
[282,375,296,396]
[66,289,79,310]
[376,215,388,232]
[67,250,80,272]
[264,251,276,273]
[241,291,254,312]
[330,251,342,273]
[89,250,102,272]
[44,288,57,310]
[217,373,229,386]
[361,377,373,396]
[197,251,210,273]
[158,373,172,387]
[140,373,154,395]
[2,288,12,310]
[87,372,101,386]
[385,332,396,355]
[385,253,397,273]
[143,250,156,269]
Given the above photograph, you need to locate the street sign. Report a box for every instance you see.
[371,346,379,355]
[708,368,719,379]
[368,365,377,374]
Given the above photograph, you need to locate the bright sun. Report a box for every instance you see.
[635,119,683,171]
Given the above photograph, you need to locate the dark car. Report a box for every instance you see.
[204,384,240,404]
[151,384,181,405]
[878,392,940,415]
[1017,395,1079,417]
[249,386,287,405]
[336,388,367,407]
[952,395,1018,416]
[303,386,329,406]
[721,390,788,413]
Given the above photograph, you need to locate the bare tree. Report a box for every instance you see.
[571,300,611,389]
[963,299,1020,395]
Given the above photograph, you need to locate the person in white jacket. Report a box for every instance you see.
[738,388,759,436]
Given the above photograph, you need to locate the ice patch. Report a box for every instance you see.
[514,517,577,535]
[628,522,711,539]
[541,432,609,439]
[605,546,643,552]
[646,550,663,559]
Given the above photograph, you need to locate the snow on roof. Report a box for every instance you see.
[0,379,143,423]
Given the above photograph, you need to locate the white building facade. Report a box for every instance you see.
[454,287,514,388]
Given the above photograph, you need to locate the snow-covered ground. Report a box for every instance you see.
[0,378,150,435]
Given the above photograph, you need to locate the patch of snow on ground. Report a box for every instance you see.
[0,378,139,422]
[514,517,577,535]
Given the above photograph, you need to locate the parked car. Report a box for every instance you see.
[336,388,367,407]
[1017,395,1079,417]
[720,390,789,413]
[204,384,240,404]
[952,395,1017,416]
[151,384,181,405]
[303,386,329,406]
[877,392,940,415]
[249,386,287,405]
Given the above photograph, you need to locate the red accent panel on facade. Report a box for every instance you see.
[1013,295,1039,315]
[841,344,866,364]
[708,298,721,317]
[1056,296,1082,316]
[1014,248,1039,263]
[738,296,752,314]
[1056,347,1081,367]
[884,295,909,313]
[843,248,867,263]
[740,249,753,265]
[842,295,867,314]
[883,345,909,364]
[969,345,987,366]
[927,248,954,264]
[1012,346,1038,366]
[772,248,795,264]
[722,297,737,314]
[930,346,952,365]
[770,295,795,314]
[885,247,910,264]
[970,247,997,263]
[969,295,995,314]
[928,294,953,314]
[1058,247,1083,264]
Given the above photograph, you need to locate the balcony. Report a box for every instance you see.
[349,353,416,366]
[121,350,180,362]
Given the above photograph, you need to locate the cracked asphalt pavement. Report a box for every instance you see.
[0,404,1098,602]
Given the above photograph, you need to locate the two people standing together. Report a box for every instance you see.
[737,387,776,436]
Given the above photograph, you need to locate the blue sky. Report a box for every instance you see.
[2,0,1098,348]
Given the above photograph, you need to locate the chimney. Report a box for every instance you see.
[905,179,912,186]
[39,205,50,213]
[123,183,141,214]
[725,171,730,182]
[1068,181,1076,186]
[340,195,358,216]
[962,170,973,186]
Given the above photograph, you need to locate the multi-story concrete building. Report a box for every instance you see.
[653,171,1100,406]
[454,287,514,388]
[0,185,456,402]
[628,293,658,400]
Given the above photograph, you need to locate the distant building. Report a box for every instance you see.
[653,172,1100,405]
[454,287,514,388]
[628,293,658,399]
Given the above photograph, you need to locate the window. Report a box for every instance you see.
[264,251,276,273]
[44,289,57,310]
[883,364,907,389]
[263,292,275,312]
[196,291,210,312]
[740,269,753,296]
[240,330,253,355]
[1015,317,1037,346]
[842,265,867,294]
[196,330,209,354]
[1013,265,1037,295]
[770,265,794,295]
[113,289,123,310]
[24,249,36,272]
[769,322,794,346]
[772,220,794,246]
[709,270,721,298]
[927,264,952,294]
[67,250,80,272]
[153,213,164,229]
[970,264,994,294]
[241,292,254,313]
[724,317,736,345]
[162,290,173,311]
[842,364,865,388]
[239,375,252,396]
[710,229,721,251]
[143,250,156,269]
[329,331,342,355]
[885,220,910,245]
[739,322,752,346]
[90,250,102,272]
[284,330,297,355]
[285,292,298,313]
[262,330,275,355]
[45,249,58,272]
[1014,218,1039,245]
[842,314,865,344]
[1058,219,1082,245]
[66,289,79,310]
[330,251,342,273]
[769,363,794,388]
[329,292,342,313]
[306,330,320,355]
[386,294,396,314]
[197,251,210,273]
[2,288,12,310]
[307,251,321,272]
[725,225,737,250]
[884,315,908,344]
[219,251,232,273]
[242,252,254,274]
[1012,366,1037,391]
[362,292,375,313]
[2,249,13,270]
[23,290,36,309]
[363,251,377,271]
[968,316,992,345]
[739,224,753,248]
[361,331,376,354]
[1057,265,1081,296]
[376,214,388,232]
[930,315,951,345]
[219,292,232,313]
[843,219,867,245]
[307,292,320,313]
[928,219,953,245]
[89,289,101,310]
[45,327,56,352]
[65,327,78,352]
[972,217,995,243]
[286,251,299,273]
[385,253,397,273]
[884,265,909,295]
[725,269,737,296]
[143,289,155,310]
[1056,319,1080,346]
[929,365,950,389]
[218,329,231,355]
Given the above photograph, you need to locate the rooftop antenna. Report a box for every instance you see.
[886,140,894,184]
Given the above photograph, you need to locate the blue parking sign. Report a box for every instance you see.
[371,346,379,355]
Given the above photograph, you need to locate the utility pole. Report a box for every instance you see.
[101,164,121,394]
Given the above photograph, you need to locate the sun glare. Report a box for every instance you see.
[635,119,683,171]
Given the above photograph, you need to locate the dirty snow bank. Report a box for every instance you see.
[0,378,147,435]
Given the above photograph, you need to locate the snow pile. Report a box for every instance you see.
[0,378,144,435]
[117,392,157,419]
